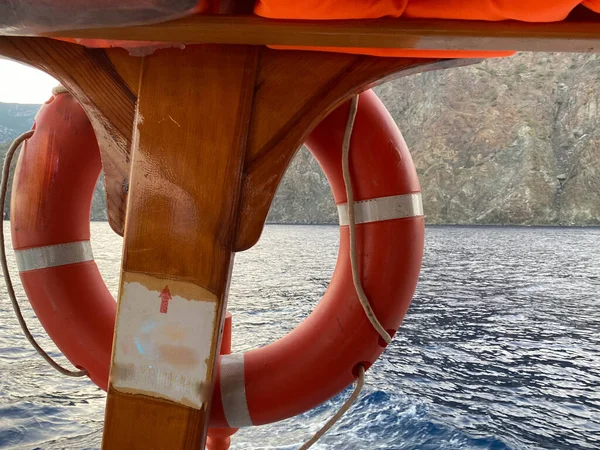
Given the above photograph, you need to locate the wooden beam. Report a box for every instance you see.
[40,15,600,53]
[0,37,137,236]
[102,44,258,449]
[0,38,477,253]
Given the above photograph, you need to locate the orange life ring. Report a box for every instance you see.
[10,92,115,390]
[11,89,424,427]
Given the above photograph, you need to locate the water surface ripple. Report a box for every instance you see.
[0,223,598,449]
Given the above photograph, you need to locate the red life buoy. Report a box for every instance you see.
[11,89,424,427]
[10,92,115,390]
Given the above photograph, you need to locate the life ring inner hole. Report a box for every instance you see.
[228,148,340,352]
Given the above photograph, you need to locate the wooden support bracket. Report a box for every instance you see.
[234,52,474,250]
[0,37,138,235]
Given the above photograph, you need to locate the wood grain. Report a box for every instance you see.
[41,14,600,53]
[0,37,137,235]
[102,44,258,449]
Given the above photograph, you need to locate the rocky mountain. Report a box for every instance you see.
[1,52,599,225]
[0,103,39,143]
[375,52,600,226]
[272,52,600,225]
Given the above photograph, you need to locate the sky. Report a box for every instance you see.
[0,59,58,104]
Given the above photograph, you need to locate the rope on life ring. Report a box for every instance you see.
[0,130,87,377]
[300,94,396,448]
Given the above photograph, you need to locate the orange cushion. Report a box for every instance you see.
[255,0,409,19]
[255,0,592,22]
[255,0,596,58]
[584,0,600,12]
[403,0,584,21]
[266,46,515,59]
[58,0,599,57]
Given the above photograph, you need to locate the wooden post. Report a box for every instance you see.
[102,44,258,449]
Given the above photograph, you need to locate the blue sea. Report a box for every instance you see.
[0,223,599,449]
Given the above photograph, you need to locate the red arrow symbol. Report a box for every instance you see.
[159,286,172,314]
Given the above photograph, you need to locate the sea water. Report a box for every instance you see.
[0,223,598,449]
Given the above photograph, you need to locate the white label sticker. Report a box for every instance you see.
[111,274,217,409]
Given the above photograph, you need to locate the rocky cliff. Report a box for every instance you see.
[376,52,600,225]
[271,52,600,225]
[0,103,38,143]
[1,52,599,225]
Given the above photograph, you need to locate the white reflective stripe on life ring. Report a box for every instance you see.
[15,240,94,272]
[220,354,253,427]
[337,192,423,226]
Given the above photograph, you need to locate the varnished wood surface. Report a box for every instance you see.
[0,37,137,235]
[102,45,258,449]
[40,14,600,53]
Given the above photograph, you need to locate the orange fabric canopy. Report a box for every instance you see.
[59,0,600,58]
[255,0,600,58]
[256,0,600,21]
